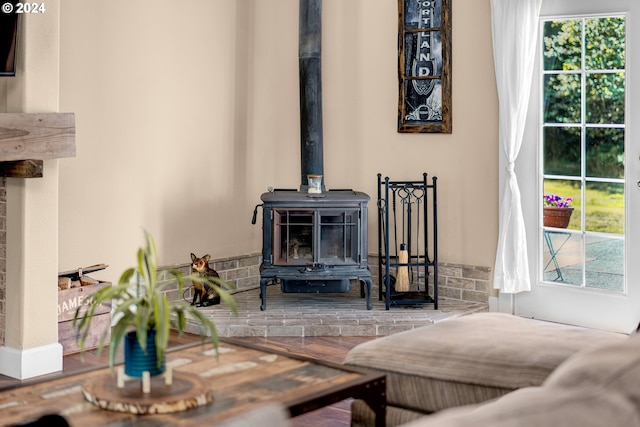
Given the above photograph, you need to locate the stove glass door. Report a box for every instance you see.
[273,209,314,265]
[318,209,359,265]
[272,208,360,266]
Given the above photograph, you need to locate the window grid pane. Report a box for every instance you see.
[540,16,625,290]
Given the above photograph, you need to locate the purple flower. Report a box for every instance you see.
[543,194,573,208]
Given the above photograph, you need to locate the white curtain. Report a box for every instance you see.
[491,0,542,293]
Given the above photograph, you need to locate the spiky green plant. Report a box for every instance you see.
[72,230,237,371]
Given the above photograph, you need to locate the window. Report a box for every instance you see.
[540,16,625,290]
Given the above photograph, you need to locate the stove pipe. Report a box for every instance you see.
[299,0,324,191]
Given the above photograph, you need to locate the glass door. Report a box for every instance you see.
[514,0,640,334]
[318,209,360,265]
[273,209,313,265]
[540,15,625,290]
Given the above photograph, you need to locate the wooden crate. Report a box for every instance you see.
[58,281,112,355]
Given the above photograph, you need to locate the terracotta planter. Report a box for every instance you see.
[543,207,574,229]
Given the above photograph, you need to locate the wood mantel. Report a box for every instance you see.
[0,113,76,177]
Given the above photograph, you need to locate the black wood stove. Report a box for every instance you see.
[252,0,372,311]
[256,190,372,311]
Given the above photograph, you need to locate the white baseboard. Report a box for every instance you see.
[0,343,63,380]
[488,296,500,312]
[496,292,516,314]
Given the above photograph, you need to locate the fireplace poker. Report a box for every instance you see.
[415,188,423,291]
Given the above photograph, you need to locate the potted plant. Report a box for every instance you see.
[543,193,574,228]
[73,230,237,376]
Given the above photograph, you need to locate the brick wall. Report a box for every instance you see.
[438,263,492,303]
[162,253,491,306]
[367,255,491,304]
[160,253,262,303]
[0,178,5,345]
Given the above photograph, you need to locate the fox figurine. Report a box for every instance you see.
[190,253,221,307]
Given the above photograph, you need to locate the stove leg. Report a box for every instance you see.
[259,278,270,311]
[360,277,373,310]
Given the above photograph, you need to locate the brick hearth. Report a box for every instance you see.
[158,252,491,338]
[184,285,488,338]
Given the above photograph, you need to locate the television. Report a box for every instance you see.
[0,3,18,76]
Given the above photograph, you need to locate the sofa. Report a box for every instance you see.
[343,312,636,426]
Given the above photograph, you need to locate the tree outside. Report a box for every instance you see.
[542,16,625,235]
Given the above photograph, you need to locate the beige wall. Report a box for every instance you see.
[0,2,64,378]
[58,0,498,282]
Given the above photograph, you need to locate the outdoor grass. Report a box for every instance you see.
[544,180,624,234]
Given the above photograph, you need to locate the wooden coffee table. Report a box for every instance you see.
[0,337,386,426]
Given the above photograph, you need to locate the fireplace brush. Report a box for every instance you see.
[396,188,410,292]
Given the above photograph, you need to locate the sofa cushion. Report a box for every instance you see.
[544,331,640,394]
[397,386,640,427]
[397,333,640,427]
[343,313,626,414]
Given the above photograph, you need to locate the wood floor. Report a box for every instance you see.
[0,332,376,427]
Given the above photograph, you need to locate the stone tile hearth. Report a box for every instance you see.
[184,285,488,338]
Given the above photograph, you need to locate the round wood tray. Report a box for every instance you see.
[82,371,213,414]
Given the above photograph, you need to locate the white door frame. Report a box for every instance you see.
[497,0,640,333]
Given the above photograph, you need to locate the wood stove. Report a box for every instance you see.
[252,0,372,311]
[255,189,372,311]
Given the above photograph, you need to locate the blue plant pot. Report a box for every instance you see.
[124,330,165,378]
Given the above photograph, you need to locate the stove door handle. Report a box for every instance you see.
[251,204,263,225]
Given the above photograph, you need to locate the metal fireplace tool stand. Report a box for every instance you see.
[377,173,438,310]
